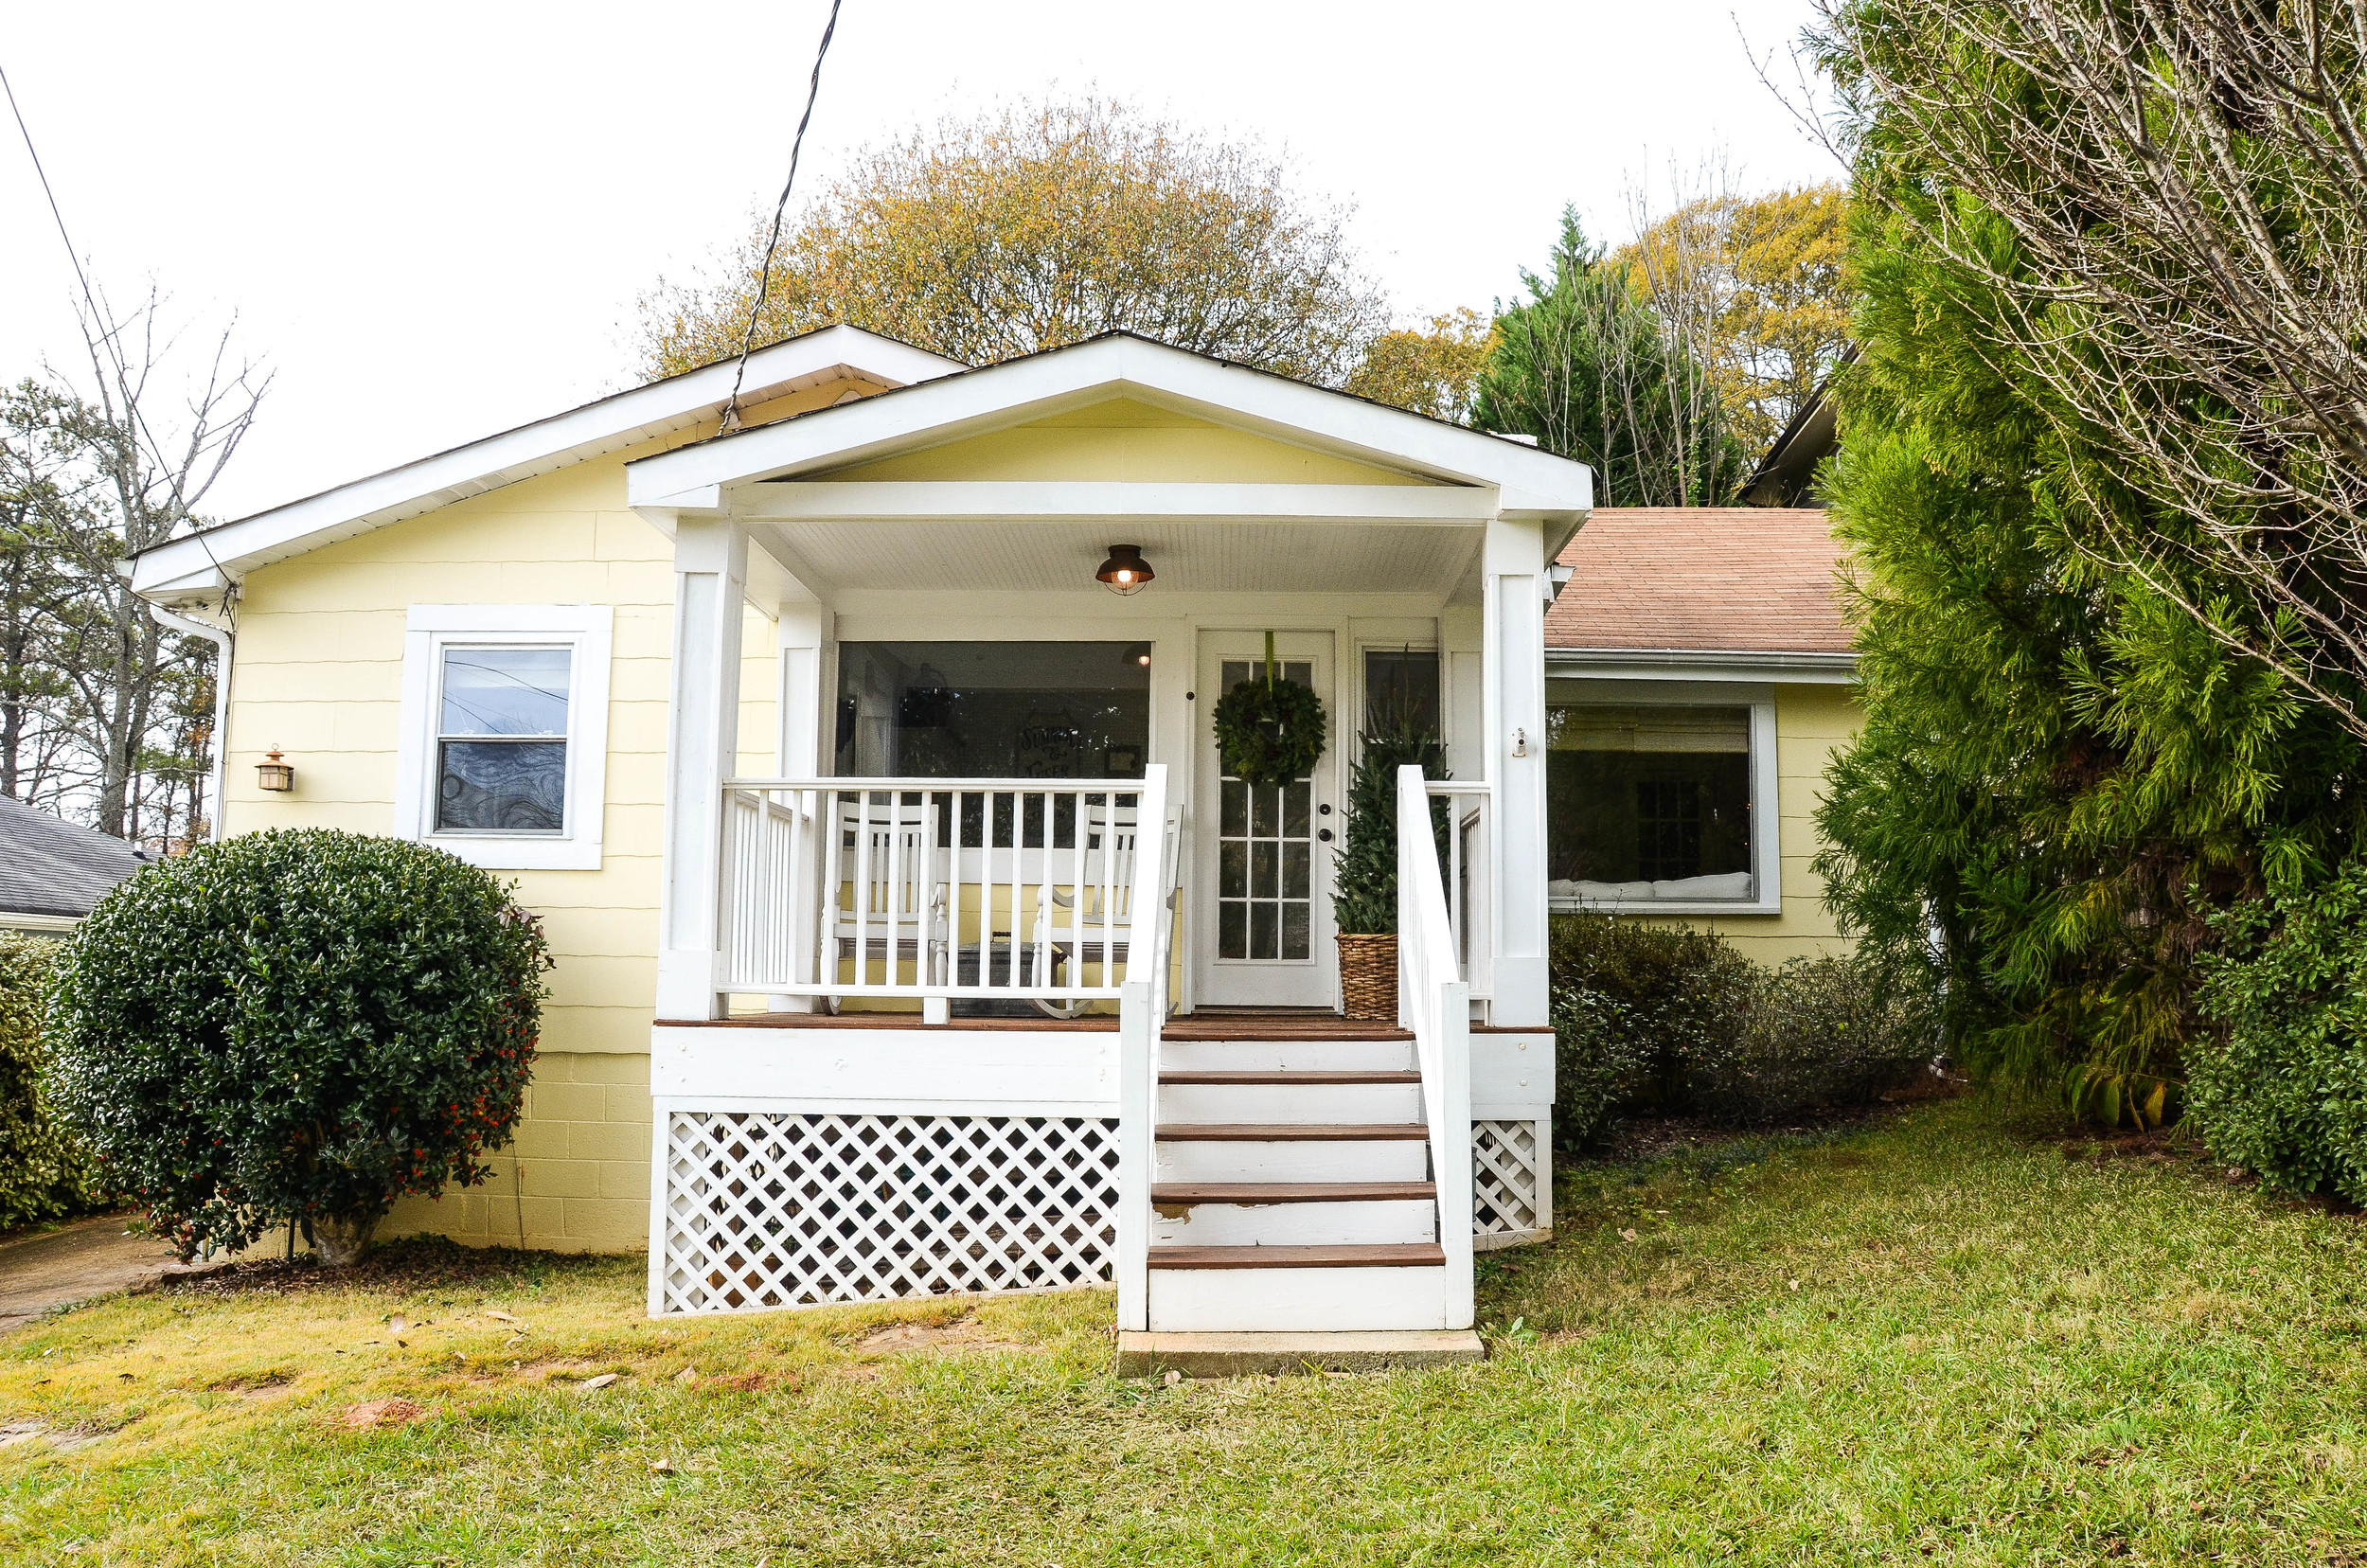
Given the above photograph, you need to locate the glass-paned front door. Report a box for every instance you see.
[1194,633,1336,1008]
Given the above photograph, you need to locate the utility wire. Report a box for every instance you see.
[1,57,238,622]
[721,0,845,434]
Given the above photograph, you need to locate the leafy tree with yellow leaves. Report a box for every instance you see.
[1343,310,1496,423]
[1615,185,1852,452]
[639,98,1387,387]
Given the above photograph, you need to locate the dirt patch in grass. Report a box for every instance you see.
[150,1237,618,1301]
[855,1313,1036,1357]
[340,1399,429,1431]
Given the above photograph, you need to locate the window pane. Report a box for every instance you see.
[1546,704,1753,899]
[441,648,570,737]
[1219,900,1248,960]
[834,642,1150,778]
[1364,649,1440,736]
[1283,842,1310,900]
[437,739,566,832]
[1252,841,1278,899]
[1220,841,1248,898]
[1251,901,1279,960]
[1281,901,1309,961]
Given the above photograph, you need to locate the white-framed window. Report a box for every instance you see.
[395,605,613,871]
[1545,678,1780,915]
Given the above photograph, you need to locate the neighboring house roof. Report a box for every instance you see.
[131,325,968,606]
[0,796,149,921]
[1741,345,1857,508]
[1547,507,1853,677]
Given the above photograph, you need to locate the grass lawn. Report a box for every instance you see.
[4,1097,2365,1565]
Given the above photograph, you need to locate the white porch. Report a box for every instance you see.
[631,335,1589,1338]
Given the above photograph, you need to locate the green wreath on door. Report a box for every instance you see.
[1211,632,1327,788]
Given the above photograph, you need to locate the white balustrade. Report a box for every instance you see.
[1425,781,1493,1002]
[719,765,1172,1012]
[1398,764,1476,1330]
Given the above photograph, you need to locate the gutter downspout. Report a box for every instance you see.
[147,601,233,843]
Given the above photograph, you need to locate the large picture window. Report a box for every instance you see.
[835,642,1150,781]
[1547,697,1771,907]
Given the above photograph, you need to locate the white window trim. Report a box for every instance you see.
[1545,678,1781,917]
[395,605,613,871]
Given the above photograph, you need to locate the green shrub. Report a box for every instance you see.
[2191,863,2367,1202]
[1330,705,1447,936]
[1548,982,1651,1152]
[1548,915,1940,1145]
[1692,944,1940,1126]
[49,829,554,1263]
[0,934,110,1229]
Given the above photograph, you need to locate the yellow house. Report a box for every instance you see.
[123,326,1842,1361]
[1541,507,1859,966]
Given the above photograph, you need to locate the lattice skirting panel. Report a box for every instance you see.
[1472,1118,1550,1251]
[656,1110,1120,1315]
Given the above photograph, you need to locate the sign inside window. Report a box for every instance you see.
[436,647,570,834]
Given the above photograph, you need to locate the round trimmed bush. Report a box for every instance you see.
[49,829,552,1263]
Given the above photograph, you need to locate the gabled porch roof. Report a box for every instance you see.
[624,332,1592,603]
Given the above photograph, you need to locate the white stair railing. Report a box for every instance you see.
[1398,764,1475,1329]
[1425,781,1493,1003]
[1115,804,1181,1333]
[719,767,1170,1009]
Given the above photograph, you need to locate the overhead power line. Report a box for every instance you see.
[721,0,845,435]
[1,56,238,619]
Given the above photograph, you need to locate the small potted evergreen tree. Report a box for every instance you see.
[1330,705,1448,1021]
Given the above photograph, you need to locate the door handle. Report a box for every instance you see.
[1317,828,1333,843]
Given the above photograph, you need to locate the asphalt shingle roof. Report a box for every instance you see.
[0,796,150,919]
[1546,507,1851,655]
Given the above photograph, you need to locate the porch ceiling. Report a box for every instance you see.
[751,518,1482,595]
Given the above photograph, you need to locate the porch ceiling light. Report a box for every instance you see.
[1095,543,1154,597]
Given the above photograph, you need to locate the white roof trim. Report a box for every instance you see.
[1546,648,1859,684]
[131,326,966,603]
[625,333,1593,518]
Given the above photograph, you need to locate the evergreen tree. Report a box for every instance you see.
[1471,212,1751,508]
[1812,118,2366,1095]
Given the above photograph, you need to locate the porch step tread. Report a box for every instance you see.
[1163,1016,1415,1042]
[1150,1181,1436,1204]
[1155,1123,1432,1142]
[1158,1070,1421,1085]
[1148,1243,1448,1270]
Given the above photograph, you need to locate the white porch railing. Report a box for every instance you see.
[1426,781,1494,1004]
[718,766,1171,1012]
[1399,765,1476,1330]
[1114,811,1183,1333]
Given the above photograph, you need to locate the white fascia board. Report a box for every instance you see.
[625,335,1595,515]
[734,480,1502,525]
[130,326,965,602]
[1545,648,1859,684]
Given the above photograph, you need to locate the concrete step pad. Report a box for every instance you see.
[1117,1328,1485,1377]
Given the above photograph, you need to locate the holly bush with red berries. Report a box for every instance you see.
[49,829,552,1261]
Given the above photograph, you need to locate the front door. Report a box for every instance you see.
[1192,631,1338,1008]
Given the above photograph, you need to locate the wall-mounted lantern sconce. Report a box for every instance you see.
[1095,543,1154,597]
[257,748,294,792]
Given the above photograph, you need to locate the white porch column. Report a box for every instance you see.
[656,517,749,1021]
[775,601,832,775]
[1484,514,1550,1027]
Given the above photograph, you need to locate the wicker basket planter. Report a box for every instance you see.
[1336,933,1398,1022]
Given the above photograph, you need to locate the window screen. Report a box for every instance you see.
[834,642,1150,781]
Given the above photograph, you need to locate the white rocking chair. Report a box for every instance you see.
[1027,796,1139,1019]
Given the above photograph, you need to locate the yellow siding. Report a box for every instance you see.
[1678,683,1861,965]
[822,397,1436,485]
[222,383,855,1253]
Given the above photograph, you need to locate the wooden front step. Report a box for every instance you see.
[1150,1181,1434,1204]
[1158,1069,1421,1085]
[1148,1243,1448,1270]
[1156,1123,1429,1141]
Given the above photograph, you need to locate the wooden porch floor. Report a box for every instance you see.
[660,1007,1422,1041]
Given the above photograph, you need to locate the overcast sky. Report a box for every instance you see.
[1,1,1837,522]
